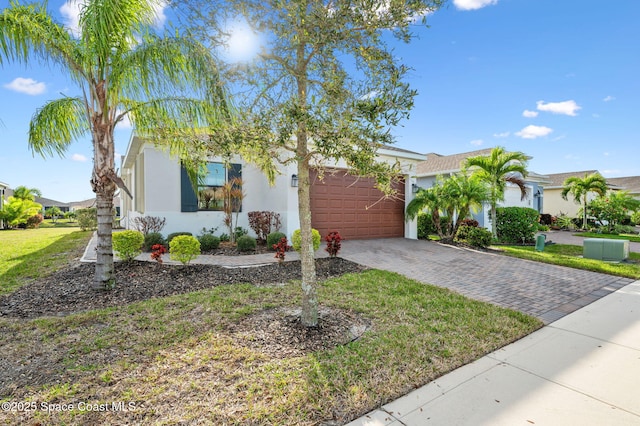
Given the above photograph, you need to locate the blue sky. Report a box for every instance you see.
[1,0,639,202]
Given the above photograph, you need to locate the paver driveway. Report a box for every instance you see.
[340,238,634,323]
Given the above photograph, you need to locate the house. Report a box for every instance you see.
[542,171,640,217]
[0,181,8,229]
[415,148,550,228]
[119,134,425,240]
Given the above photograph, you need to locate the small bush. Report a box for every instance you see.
[460,218,479,228]
[132,216,166,235]
[234,227,249,241]
[325,231,343,257]
[539,213,553,226]
[169,235,201,265]
[237,235,257,252]
[76,208,97,231]
[267,231,287,250]
[167,232,192,245]
[143,232,166,252]
[198,234,220,251]
[291,228,321,252]
[26,213,44,229]
[455,225,492,248]
[613,224,635,235]
[495,207,539,244]
[538,224,550,231]
[113,230,144,261]
[219,233,230,242]
[248,211,282,242]
[631,211,640,226]
[417,213,452,239]
[272,237,291,263]
[150,244,167,264]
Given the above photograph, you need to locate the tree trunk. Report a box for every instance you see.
[297,154,318,327]
[91,122,117,290]
[490,203,497,238]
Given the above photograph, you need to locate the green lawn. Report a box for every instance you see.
[498,244,640,279]
[574,232,640,243]
[0,227,93,295]
[0,227,542,425]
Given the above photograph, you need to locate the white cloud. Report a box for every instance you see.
[515,125,553,139]
[522,110,538,118]
[3,77,46,95]
[603,152,610,157]
[61,0,167,37]
[115,111,132,129]
[493,132,510,138]
[470,139,484,146]
[536,100,581,116]
[603,95,615,102]
[71,153,88,162]
[453,0,498,11]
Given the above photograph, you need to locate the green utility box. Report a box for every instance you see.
[583,238,630,261]
[535,234,546,252]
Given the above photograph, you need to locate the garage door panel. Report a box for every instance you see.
[310,168,404,240]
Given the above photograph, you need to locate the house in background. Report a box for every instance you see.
[0,181,8,228]
[542,171,640,217]
[415,148,550,228]
[119,134,424,240]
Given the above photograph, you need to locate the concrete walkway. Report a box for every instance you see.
[347,280,640,426]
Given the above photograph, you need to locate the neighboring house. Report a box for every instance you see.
[68,198,96,212]
[415,148,549,228]
[543,171,640,217]
[119,134,425,240]
[0,181,8,229]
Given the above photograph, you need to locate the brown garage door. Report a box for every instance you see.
[310,169,405,240]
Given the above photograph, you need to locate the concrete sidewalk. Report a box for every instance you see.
[347,279,640,426]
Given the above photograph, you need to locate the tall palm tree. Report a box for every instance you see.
[12,186,42,201]
[0,0,231,290]
[447,172,489,233]
[561,172,608,229]
[465,146,529,237]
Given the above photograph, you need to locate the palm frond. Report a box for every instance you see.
[29,97,89,157]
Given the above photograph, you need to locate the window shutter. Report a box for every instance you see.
[180,164,198,212]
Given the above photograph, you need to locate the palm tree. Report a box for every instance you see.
[447,172,489,233]
[465,146,529,237]
[561,172,608,229]
[12,186,42,201]
[0,0,231,289]
[406,183,448,239]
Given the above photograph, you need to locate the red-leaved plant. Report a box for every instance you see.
[150,244,167,265]
[272,237,291,264]
[325,231,342,257]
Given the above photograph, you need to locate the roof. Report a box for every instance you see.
[416,148,495,176]
[605,176,640,195]
[0,181,8,189]
[543,170,601,188]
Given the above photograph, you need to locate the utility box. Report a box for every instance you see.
[583,238,629,261]
[535,234,546,252]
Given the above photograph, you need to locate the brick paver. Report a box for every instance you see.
[339,238,634,324]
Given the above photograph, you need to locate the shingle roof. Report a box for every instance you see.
[416,148,495,176]
[543,170,600,188]
[606,176,640,195]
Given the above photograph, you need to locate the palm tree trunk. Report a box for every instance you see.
[490,203,497,238]
[91,124,117,290]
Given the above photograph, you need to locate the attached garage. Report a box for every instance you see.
[310,169,405,240]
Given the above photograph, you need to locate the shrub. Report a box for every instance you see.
[113,230,144,261]
[632,211,640,226]
[143,232,166,252]
[495,207,539,244]
[539,213,553,226]
[167,232,192,245]
[234,226,248,241]
[417,212,452,239]
[198,234,220,251]
[325,231,343,257]
[272,237,291,263]
[237,235,257,252]
[150,244,167,264]
[132,216,166,235]
[455,225,492,248]
[219,233,230,242]
[538,224,550,232]
[291,228,321,252]
[555,215,575,230]
[169,235,201,265]
[460,218,479,228]
[267,231,287,250]
[613,224,635,235]
[76,208,97,231]
[26,213,44,229]
[248,211,282,242]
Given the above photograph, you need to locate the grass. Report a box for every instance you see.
[498,244,640,279]
[39,219,82,228]
[574,232,640,243]
[0,227,93,295]
[0,228,542,425]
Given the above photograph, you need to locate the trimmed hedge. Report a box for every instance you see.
[496,207,539,244]
[113,230,144,261]
[292,228,321,252]
[455,225,492,248]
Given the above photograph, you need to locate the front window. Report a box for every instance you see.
[197,162,242,211]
